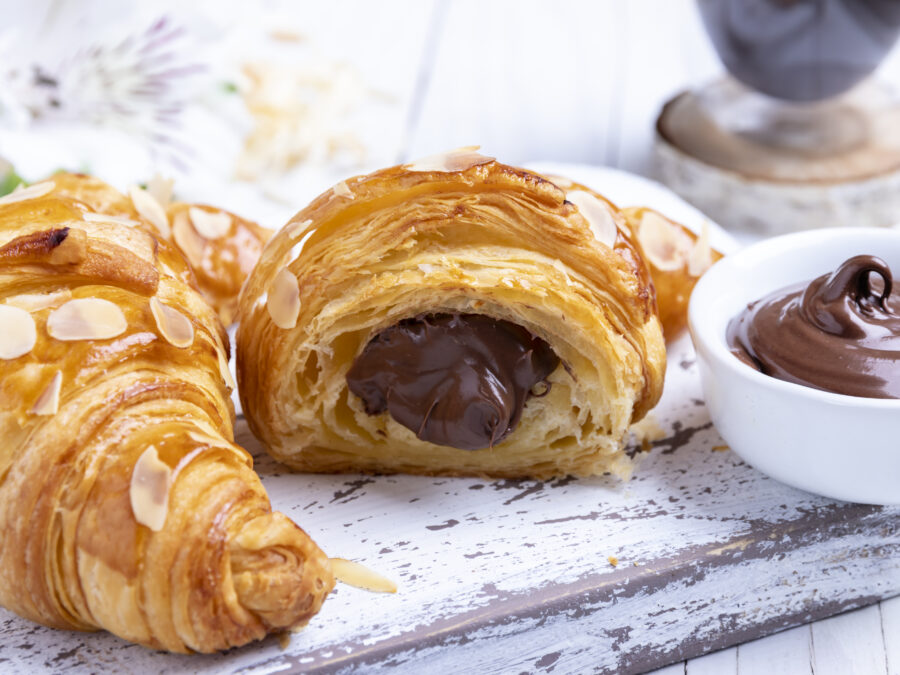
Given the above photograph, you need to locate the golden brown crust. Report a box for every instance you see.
[0,185,333,653]
[237,154,667,479]
[620,206,723,339]
[536,175,722,341]
[167,202,272,326]
[45,173,272,326]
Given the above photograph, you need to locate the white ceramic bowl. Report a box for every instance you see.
[689,228,900,505]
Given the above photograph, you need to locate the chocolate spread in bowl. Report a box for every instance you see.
[346,313,560,450]
[728,255,900,398]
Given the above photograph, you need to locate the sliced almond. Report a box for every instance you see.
[147,174,174,208]
[636,210,692,273]
[129,185,171,239]
[0,181,55,206]
[267,268,301,329]
[407,146,495,173]
[0,306,37,359]
[150,297,194,348]
[31,371,62,416]
[687,220,713,277]
[47,298,127,341]
[332,180,354,200]
[5,290,71,312]
[329,558,397,593]
[172,211,204,267]
[130,445,172,532]
[566,190,618,248]
[189,207,232,240]
[82,212,141,227]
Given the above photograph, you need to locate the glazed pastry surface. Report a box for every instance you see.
[539,173,720,339]
[620,205,721,338]
[47,172,271,326]
[0,182,332,653]
[237,152,682,479]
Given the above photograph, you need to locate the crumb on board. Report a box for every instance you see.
[712,444,730,452]
[630,414,666,452]
[608,556,619,567]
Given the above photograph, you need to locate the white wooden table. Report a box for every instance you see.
[0,1,898,673]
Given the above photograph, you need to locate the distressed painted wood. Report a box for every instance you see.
[407,0,625,166]
[0,332,897,675]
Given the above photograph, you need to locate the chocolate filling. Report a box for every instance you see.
[346,313,560,450]
[728,255,900,398]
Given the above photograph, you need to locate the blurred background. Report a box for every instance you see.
[3,0,898,231]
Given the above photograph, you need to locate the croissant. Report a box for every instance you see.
[46,172,272,326]
[236,149,695,479]
[539,173,721,339]
[0,181,332,652]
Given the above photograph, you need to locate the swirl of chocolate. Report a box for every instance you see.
[728,255,900,398]
[346,313,560,450]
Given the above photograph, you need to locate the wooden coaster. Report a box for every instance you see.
[654,82,900,234]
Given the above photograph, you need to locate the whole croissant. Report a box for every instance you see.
[0,181,332,652]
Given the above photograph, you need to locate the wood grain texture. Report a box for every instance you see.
[407,0,624,166]
[737,624,812,675]
[686,646,736,675]
[0,334,896,674]
[812,605,889,675]
[652,664,686,675]
[884,595,900,675]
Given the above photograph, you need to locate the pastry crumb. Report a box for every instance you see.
[711,444,730,452]
[608,556,618,567]
[630,414,666,452]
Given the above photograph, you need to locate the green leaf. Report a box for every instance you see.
[0,168,25,197]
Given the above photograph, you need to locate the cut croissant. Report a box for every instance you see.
[0,184,332,653]
[237,151,678,479]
